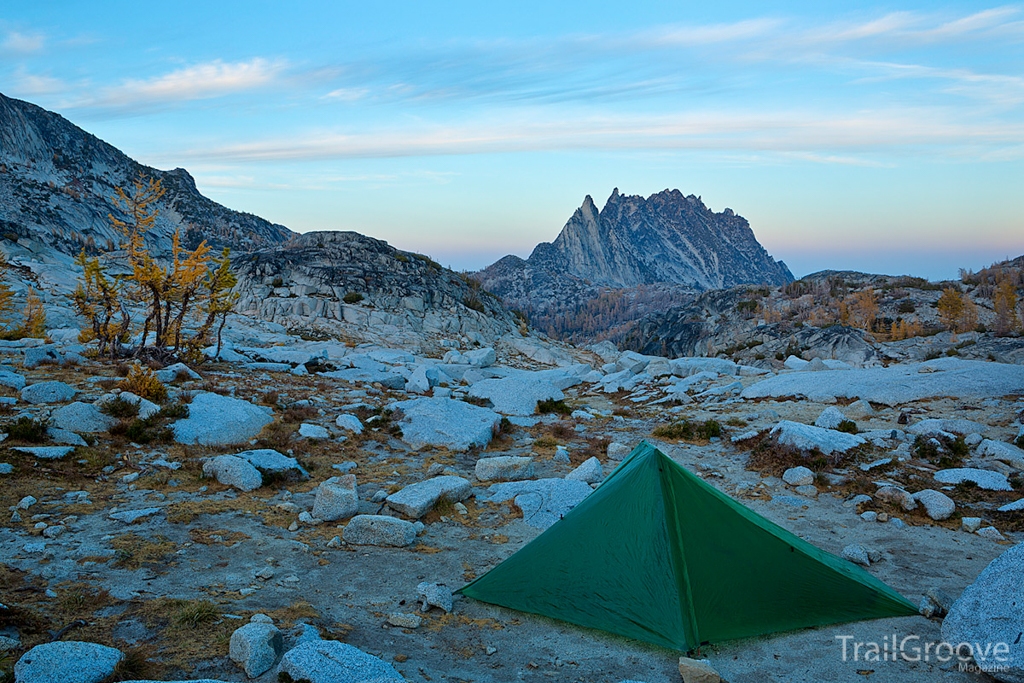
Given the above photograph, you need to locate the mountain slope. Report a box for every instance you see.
[0,92,293,257]
[233,231,522,347]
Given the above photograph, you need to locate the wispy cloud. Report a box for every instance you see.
[8,67,67,96]
[69,58,288,112]
[1,30,44,54]
[181,108,1024,162]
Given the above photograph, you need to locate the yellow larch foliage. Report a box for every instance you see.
[993,276,1019,336]
[20,287,46,338]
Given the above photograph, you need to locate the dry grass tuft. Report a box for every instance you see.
[109,533,176,570]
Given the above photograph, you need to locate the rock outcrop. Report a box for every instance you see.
[233,231,522,347]
[0,92,293,259]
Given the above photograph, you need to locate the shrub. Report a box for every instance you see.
[1016,434,1024,450]
[913,434,966,468]
[5,416,49,442]
[102,396,140,419]
[283,404,317,423]
[156,402,188,420]
[343,291,364,304]
[536,398,572,415]
[835,420,859,434]
[652,419,721,442]
[119,363,168,403]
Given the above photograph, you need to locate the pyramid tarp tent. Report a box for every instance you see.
[459,441,916,651]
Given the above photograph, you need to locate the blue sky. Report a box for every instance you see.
[2,1,1022,279]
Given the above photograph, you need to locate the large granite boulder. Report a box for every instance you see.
[277,640,403,682]
[467,377,563,416]
[390,397,501,451]
[173,392,273,446]
[386,476,472,518]
[15,641,123,683]
[942,543,1024,682]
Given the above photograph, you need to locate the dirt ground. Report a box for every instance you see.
[1,356,1020,683]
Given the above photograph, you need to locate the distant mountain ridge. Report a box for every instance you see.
[0,92,294,257]
[475,188,793,342]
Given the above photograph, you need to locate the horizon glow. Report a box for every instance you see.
[2,1,1022,280]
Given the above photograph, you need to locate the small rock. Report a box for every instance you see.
[254,567,275,581]
[607,442,631,459]
[554,445,570,463]
[155,362,202,383]
[42,525,64,539]
[794,484,818,497]
[312,475,358,522]
[326,535,341,548]
[912,489,956,521]
[919,588,955,618]
[961,517,983,533]
[998,498,1024,512]
[17,495,37,510]
[335,414,364,434]
[109,507,161,524]
[875,486,917,511]
[814,406,847,430]
[417,581,453,613]
[387,613,422,629]
[677,656,722,683]
[860,511,878,522]
[298,423,330,440]
[233,448,308,479]
[229,621,284,678]
[475,456,535,482]
[876,512,889,523]
[565,456,603,484]
[203,455,263,492]
[846,399,875,419]
[975,526,1005,541]
[841,543,870,566]
[343,515,418,547]
[782,466,815,487]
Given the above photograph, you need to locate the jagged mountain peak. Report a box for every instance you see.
[475,187,793,343]
[534,188,792,290]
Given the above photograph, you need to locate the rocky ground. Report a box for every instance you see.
[1,318,1023,683]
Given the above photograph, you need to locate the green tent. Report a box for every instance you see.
[459,441,917,651]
